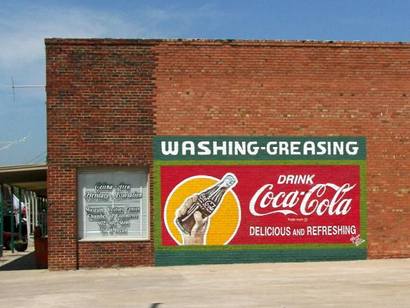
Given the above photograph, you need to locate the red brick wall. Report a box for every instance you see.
[47,39,410,269]
[46,40,156,270]
[153,40,410,259]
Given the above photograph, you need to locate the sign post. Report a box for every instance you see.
[18,187,22,241]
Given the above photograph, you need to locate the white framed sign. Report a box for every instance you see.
[78,169,149,240]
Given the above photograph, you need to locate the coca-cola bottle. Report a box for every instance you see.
[175,173,238,235]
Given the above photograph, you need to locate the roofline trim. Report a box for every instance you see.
[45,38,410,48]
[0,163,48,173]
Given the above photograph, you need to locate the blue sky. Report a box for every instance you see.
[1,0,410,165]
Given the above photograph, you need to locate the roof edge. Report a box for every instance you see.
[0,163,48,173]
[44,38,410,48]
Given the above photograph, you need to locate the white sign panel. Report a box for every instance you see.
[78,170,149,240]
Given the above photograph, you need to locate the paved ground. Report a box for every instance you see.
[0,259,409,308]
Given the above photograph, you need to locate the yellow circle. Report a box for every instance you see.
[164,176,240,245]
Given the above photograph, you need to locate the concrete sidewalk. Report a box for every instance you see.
[0,259,409,308]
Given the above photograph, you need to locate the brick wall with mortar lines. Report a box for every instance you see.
[46,40,156,270]
[47,39,409,269]
[153,40,409,259]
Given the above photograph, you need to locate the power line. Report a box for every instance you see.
[12,77,45,103]
[26,150,47,164]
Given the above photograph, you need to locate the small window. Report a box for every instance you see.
[78,169,149,241]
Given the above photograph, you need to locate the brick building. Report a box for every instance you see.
[46,39,409,270]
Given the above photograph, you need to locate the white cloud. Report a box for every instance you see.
[0,3,223,69]
[0,134,30,152]
[0,7,134,69]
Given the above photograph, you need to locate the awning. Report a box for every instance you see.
[0,164,47,197]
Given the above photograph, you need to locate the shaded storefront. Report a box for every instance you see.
[0,164,47,266]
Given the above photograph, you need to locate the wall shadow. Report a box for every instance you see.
[0,251,38,271]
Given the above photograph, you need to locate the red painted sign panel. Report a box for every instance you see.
[161,165,361,246]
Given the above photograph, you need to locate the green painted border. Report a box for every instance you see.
[153,136,366,160]
[153,160,367,265]
[156,247,367,266]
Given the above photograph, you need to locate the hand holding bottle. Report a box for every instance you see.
[175,194,209,245]
[175,173,237,236]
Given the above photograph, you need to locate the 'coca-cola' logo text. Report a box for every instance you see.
[249,183,356,217]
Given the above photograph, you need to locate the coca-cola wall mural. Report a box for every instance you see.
[153,137,367,265]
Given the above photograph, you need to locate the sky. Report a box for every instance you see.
[1,0,410,166]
